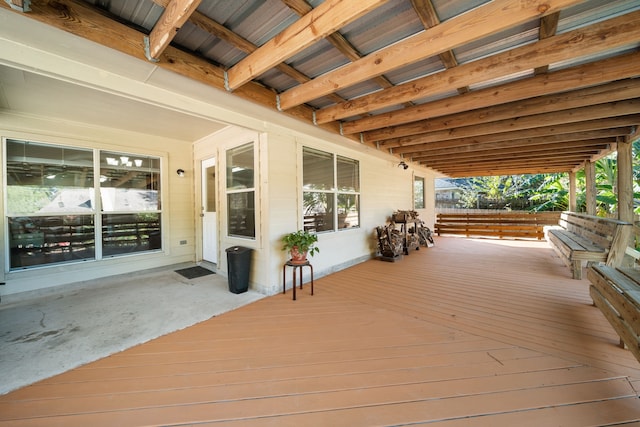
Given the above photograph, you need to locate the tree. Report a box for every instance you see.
[440,138,639,215]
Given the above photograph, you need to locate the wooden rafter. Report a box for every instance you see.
[345,51,640,135]
[144,0,201,61]
[226,0,388,90]
[411,142,619,163]
[534,11,561,75]
[390,116,640,154]
[278,0,584,110]
[436,163,593,176]
[406,129,631,156]
[281,0,408,107]
[364,79,640,143]
[150,0,348,106]
[317,11,640,125]
[410,0,468,94]
[422,155,611,174]
[380,100,640,150]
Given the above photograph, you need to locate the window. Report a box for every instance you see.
[303,147,360,232]
[414,176,425,209]
[226,142,255,238]
[5,139,162,270]
[99,151,161,256]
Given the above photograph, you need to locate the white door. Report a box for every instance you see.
[202,157,217,264]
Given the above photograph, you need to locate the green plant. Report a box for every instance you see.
[281,229,320,257]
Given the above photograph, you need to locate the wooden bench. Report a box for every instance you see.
[587,237,640,362]
[435,211,560,240]
[545,212,632,279]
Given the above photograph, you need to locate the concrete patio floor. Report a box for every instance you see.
[0,264,265,395]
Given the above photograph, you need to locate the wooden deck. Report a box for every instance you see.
[1,237,639,426]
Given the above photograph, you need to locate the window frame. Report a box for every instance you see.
[225,141,257,240]
[4,137,163,271]
[302,146,360,233]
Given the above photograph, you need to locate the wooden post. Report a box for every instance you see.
[618,138,634,223]
[568,171,577,212]
[617,137,634,267]
[584,160,596,215]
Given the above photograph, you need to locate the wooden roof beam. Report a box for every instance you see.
[144,0,201,62]
[281,0,407,104]
[411,139,614,161]
[442,165,578,177]
[345,51,640,135]
[318,10,640,125]
[414,143,612,165]
[225,0,388,90]
[365,78,640,142]
[433,164,586,176]
[381,100,640,149]
[150,0,348,105]
[278,0,583,110]
[403,130,628,157]
[390,117,640,154]
[424,159,604,177]
[431,158,587,171]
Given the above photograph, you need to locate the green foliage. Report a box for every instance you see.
[529,173,570,212]
[447,138,639,215]
[281,230,320,257]
[456,175,547,210]
[6,186,56,215]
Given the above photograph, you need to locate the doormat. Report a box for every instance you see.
[175,266,215,279]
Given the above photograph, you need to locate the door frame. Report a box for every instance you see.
[201,156,218,264]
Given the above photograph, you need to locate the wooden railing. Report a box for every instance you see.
[435,211,561,240]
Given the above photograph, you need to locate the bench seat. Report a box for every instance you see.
[545,212,632,279]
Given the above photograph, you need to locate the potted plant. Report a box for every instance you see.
[281,229,320,264]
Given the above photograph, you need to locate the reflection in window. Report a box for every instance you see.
[414,176,425,209]
[8,215,95,269]
[6,140,93,216]
[100,151,160,211]
[102,213,161,256]
[303,148,333,190]
[4,139,163,269]
[226,142,255,238]
[303,147,360,232]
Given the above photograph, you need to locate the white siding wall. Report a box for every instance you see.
[262,132,437,295]
[194,127,437,296]
[0,13,438,298]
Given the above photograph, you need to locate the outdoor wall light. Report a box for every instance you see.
[398,161,409,170]
[176,169,185,177]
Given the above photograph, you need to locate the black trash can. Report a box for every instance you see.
[225,246,252,294]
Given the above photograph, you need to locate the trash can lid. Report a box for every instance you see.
[226,246,252,253]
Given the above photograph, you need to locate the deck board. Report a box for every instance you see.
[1,237,639,425]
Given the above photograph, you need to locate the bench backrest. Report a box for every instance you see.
[559,211,633,265]
[626,222,640,268]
